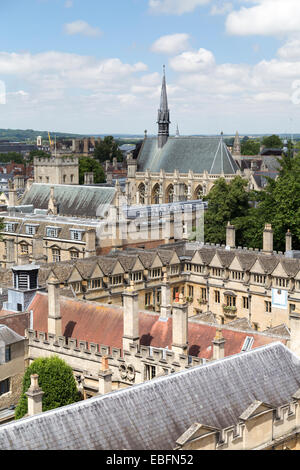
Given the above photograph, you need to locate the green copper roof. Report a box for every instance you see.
[22,184,116,218]
[137,136,238,174]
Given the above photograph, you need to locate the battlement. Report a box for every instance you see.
[26,329,204,386]
[176,398,300,450]
[34,156,79,166]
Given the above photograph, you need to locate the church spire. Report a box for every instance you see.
[157,65,170,149]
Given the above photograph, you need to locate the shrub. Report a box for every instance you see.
[15,356,80,419]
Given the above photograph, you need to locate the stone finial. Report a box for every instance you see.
[214,329,224,342]
[212,329,226,361]
[127,280,135,292]
[26,374,44,417]
[286,229,292,252]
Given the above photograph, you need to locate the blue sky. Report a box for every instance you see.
[0,0,300,135]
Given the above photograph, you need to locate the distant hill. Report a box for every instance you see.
[0,129,87,143]
[0,128,299,144]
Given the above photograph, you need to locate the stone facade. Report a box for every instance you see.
[175,399,300,450]
[34,156,79,185]
[0,338,25,411]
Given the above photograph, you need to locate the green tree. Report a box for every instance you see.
[237,153,300,251]
[203,177,252,245]
[94,136,123,164]
[15,356,80,419]
[241,140,260,155]
[0,152,23,164]
[79,157,106,184]
[261,134,283,148]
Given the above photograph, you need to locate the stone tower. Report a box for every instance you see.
[34,155,79,185]
[232,131,241,156]
[157,66,170,149]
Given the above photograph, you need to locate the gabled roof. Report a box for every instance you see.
[137,136,238,174]
[26,293,287,359]
[0,343,299,450]
[0,324,24,345]
[21,184,116,218]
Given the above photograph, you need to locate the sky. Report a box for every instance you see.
[0,0,300,135]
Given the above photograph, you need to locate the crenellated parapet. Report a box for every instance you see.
[26,329,204,390]
[175,397,300,450]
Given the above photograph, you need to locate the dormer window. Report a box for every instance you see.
[4,222,18,233]
[70,229,84,241]
[211,268,224,278]
[25,224,39,235]
[252,274,266,285]
[46,226,60,238]
[273,277,289,288]
[150,268,162,279]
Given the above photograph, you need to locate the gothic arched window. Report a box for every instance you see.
[152,184,160,205]
[138,184,146,205]
[166,185,174,204]
[194,185,203,200]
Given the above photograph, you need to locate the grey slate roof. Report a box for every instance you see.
[137,136,238,174]
[0,324,24,345]
[0,343,299,450]
[21,184,116,218]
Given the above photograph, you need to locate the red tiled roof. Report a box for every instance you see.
[27,293,287,360]
[0,312,29,337]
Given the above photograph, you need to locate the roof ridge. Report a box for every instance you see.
[0,342,290,431]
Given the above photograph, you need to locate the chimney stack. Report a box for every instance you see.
[32,235,45,263]
[84,172,94,185]
[26,374,44,417]
[289,311,300,357]
[47,277,62,337]
[172,293,188,357]
[286,230,292,253]
[160,273,171,318]
[85,229,96,258]
[48,186,58,216]
[5,238,15,268]
[263,224,273,254]
[122,281,139,352]
[212,329,226,361]
[8,180,17,207]
[98,356,113,395]
[226,222,236,249]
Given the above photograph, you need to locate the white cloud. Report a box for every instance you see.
[170,48,215,72]
[253,91,290,102]
[278,39,300,61]
[64,20,102,38]
[148,0,211,15]
[210,2,232,16]
[151,34,190,55]
[226,0,300,36]
[64,0,73,7]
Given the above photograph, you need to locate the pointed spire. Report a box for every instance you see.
[160,65,168,112]
[175,123,180,138]
[157,65,170,149]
